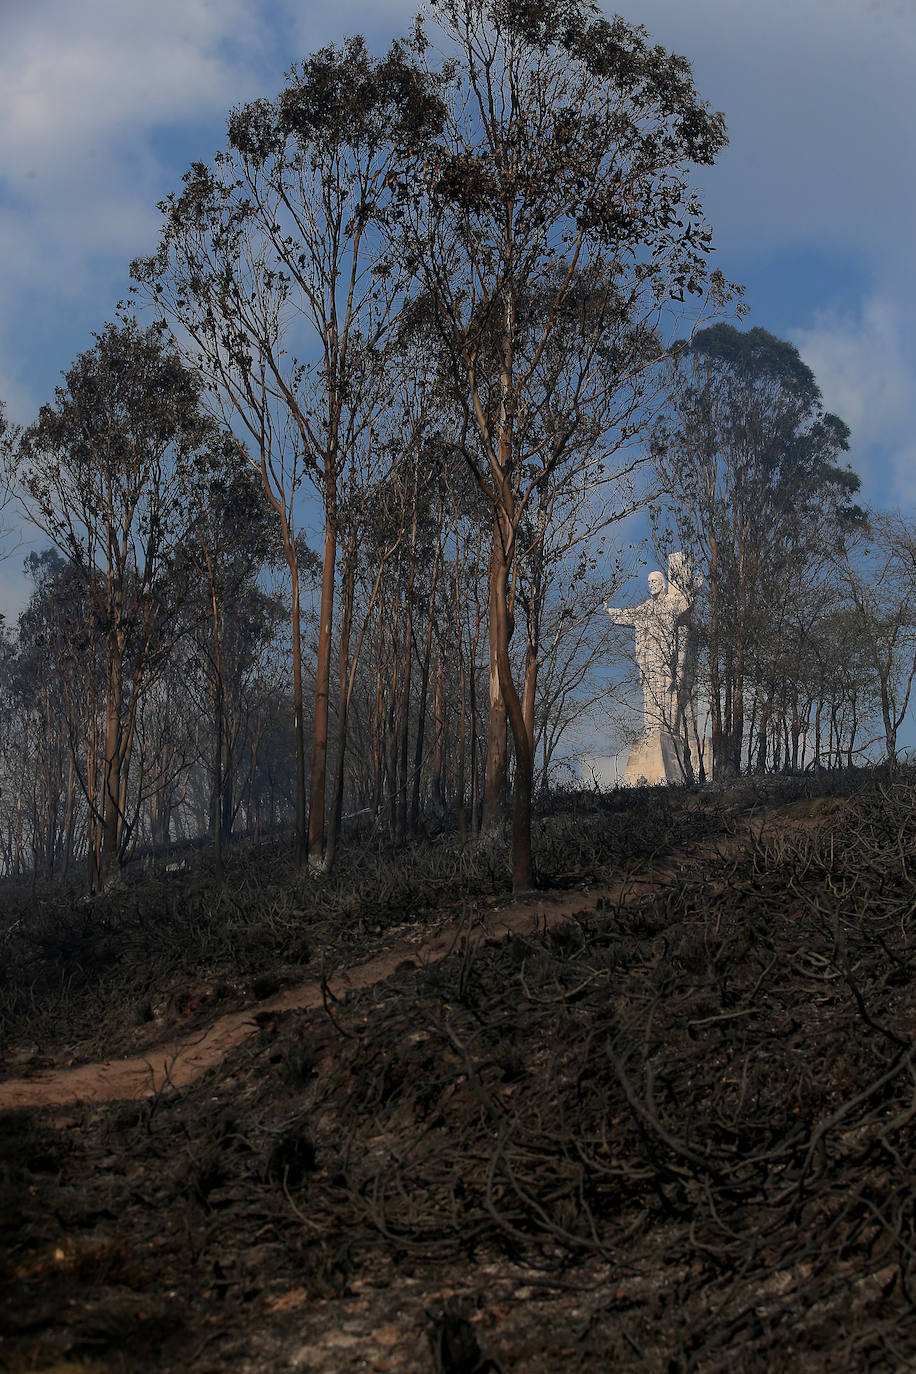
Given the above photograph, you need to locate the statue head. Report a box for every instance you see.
[648,570,666,597]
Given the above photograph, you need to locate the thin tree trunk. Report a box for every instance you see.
[287,546,306,865]
[469,603,483,839]
[86,715,102,891]
[431,652,445,815]
[371,608,386,818]
[492,546,533,892]
[212,677,225,880]
[100,648,124,884]
[482,529,508,832]
[522,640,538,757]
[324,545,356,874]
[249,706,263,844]
[308,511,337,868]
[731,629,746,773]
[410,531,442,834]
[62,753,76,879]
[707,547,727,778]
[386,585,402,837]
[457,647,467,842]
[395,549,416,845]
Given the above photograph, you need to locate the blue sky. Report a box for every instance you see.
[1,0,915,627]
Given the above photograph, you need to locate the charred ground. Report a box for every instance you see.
[2,772,915,1371]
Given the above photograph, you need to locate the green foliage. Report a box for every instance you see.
[21,320,213,538]
[269,36,447,155]
[129,0,744,884]
[652,323,866,775]
[17,317,236,656]
[691,322,822,403]
[0,398,14,469]
[685,323,862,536]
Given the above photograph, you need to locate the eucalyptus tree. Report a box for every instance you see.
[0,401,16,544]
[518,513,632,790]
[176,455,278,874]
[652,325,863,777]
[17,319,224,887]
[0,621,22,874]
[514,397,642,767]
[402,0,734,887]
[814,605,879,768]
[3,552,84,878]
[321,330,446,866]
[836,513,916,767]
[133,38,447,869]
[432,457,492,836]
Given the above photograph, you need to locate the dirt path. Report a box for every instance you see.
[0,867,684,1110]
[0,808,820,1112]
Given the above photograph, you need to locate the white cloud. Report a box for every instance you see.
[0,0,424,421]
[0,530,34,629]
[0,0,283,416]
[1,1,257,179]
[632,0,916,264]
[7,1,262,108]
[889,444,916,512]
[0,361,37,435]
[1,0,915,474]
[280,0,418,48]
[793,298,909,435]
[792,296,915,506]
[0,571,28,622]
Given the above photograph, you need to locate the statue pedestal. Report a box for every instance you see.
[622,727,685,786]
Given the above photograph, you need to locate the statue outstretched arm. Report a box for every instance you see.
[604,602,638,627]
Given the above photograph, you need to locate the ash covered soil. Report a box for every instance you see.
[2,777,916,1372]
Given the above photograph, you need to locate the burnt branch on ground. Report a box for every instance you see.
[2,771,914,1370]
[0,785,735,1061]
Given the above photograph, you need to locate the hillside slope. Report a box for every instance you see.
[2,777,914,1371]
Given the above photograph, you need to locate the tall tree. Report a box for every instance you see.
[0,400,21,602]
[176,455,277,875]
[133,37,446,869]
[17,319,222,887]
[652,324,863,777]
[836,513,916,768]
[5,552,85,878]
[404,0,734,886]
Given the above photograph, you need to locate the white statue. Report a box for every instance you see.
[603,552,699,783]
[605,560,692,733]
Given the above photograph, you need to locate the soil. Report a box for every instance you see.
[3,786,914,1373]
[0,853,686,1112]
